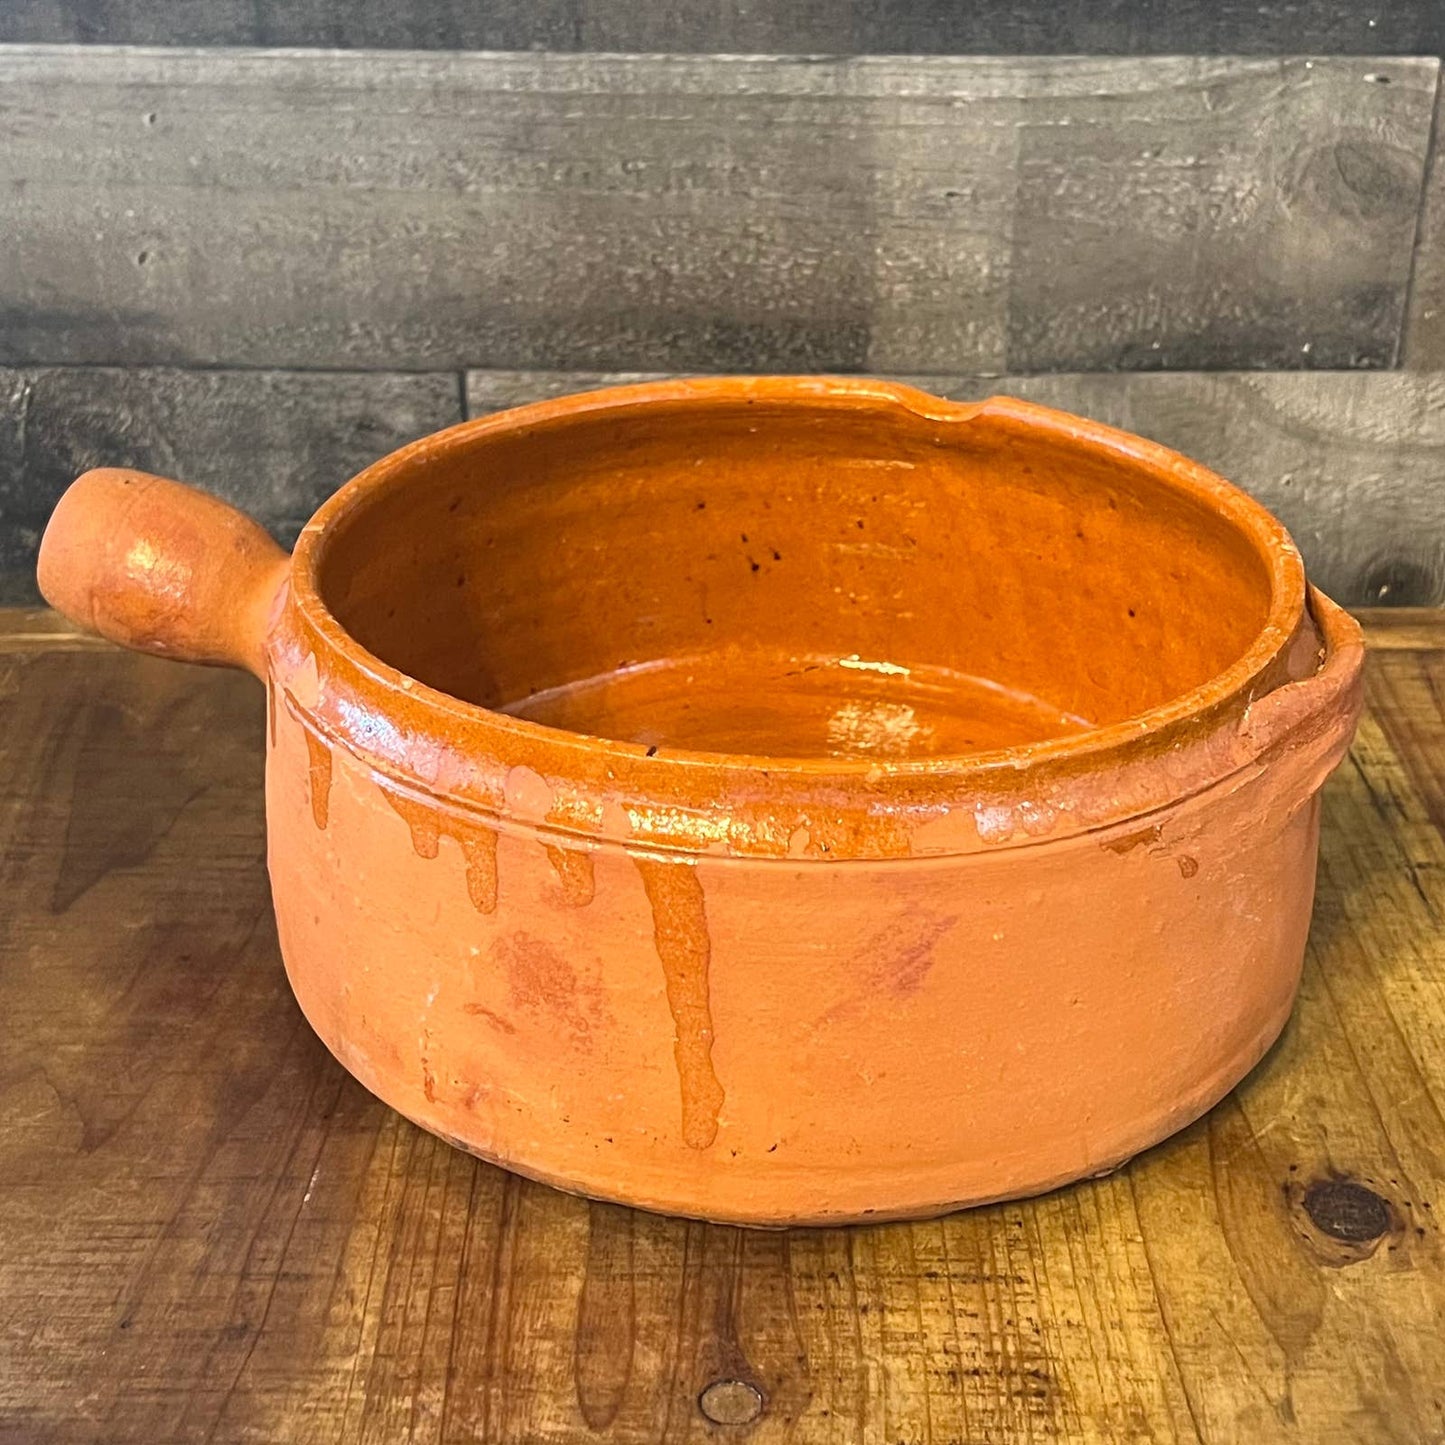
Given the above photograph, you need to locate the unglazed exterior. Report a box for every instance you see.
[37,379,1364,1225]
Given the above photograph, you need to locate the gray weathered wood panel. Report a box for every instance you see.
[0,50,1434,375]
[1006,60,1436,371]
[1404,85,1445,367]
[0,367,461,602]
[468,369,1445,607]
[2,0,1442,56]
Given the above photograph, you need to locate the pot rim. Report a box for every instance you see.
[273,376,1357,858]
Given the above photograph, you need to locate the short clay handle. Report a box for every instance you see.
[37,469,289,680]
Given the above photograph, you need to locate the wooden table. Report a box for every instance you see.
[1,607,1442,1444]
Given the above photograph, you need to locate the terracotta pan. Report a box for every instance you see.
[37,378,1364,1226]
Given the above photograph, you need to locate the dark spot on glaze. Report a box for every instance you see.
[645,744,659,757]
[1102,823,1162,856]
[875,913,957,997]
[821,912,958,1024]
[421,1026,437,1103]
[1177,855,1199,878]
[494,930,603,1047]
[1303,1178,1391,1243]
[462,1003,517,1034]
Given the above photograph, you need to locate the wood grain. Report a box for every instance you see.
[468,368,1445,606]
[0,607,112,650]
[0,366,461,604]
[1403,83,1445,367]
[0,50,1433,374]
[0,608,1441,1442]
[1,0,1442,56]
[1005,57,1435,371]
[1355,607,1445,649]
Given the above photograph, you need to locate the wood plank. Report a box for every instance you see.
[1,0,1442,56]
[1006,58,1435,372]
[0,607,112,651]
[0,615,1442,1441]
[1355,607,1445,649]
[468,368,1445,607]
[1363,644,1445,837]
[1404,84,1445,366]
[0,50,1433,374]
[0,366,462,605]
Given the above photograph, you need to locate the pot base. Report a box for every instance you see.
[369,998,1291,1228]
[296,929,1295,1228]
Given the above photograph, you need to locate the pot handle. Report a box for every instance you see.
[36,469,289,681]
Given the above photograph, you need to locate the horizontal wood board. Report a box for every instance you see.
[0,49,1434,374]
[2,0,1444,56]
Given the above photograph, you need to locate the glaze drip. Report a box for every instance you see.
[304,731,332,829]
[635,858,724,1149]
[546,845,596,907]
[382,787,499,914]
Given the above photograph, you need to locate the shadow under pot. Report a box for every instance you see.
[37,378,1364,1225]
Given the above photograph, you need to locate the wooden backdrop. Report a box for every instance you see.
[3,10,1445,605]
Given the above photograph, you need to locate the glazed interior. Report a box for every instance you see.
[313,389,1278,761]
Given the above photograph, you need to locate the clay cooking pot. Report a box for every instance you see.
[37,379,1364,1225]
